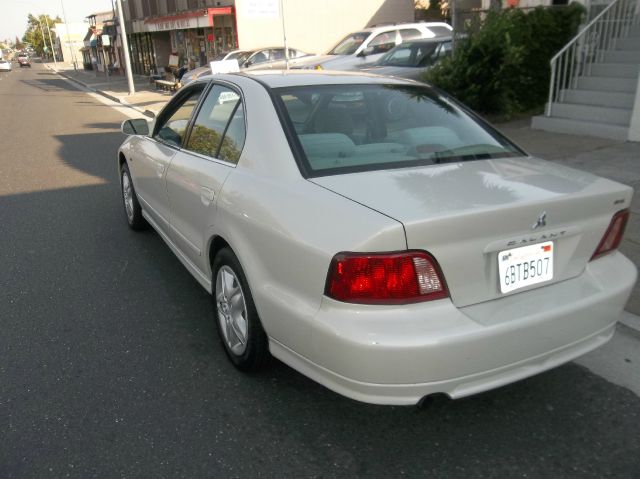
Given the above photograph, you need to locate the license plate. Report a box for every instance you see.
[498,242,554,294]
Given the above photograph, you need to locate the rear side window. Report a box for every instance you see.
[185,85,245,164]
[276,84,523,177]
[399,28,422,42]
[427,26,453,37]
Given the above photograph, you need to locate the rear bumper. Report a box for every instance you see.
[271,252,636,405]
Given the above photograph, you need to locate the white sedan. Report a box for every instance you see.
[0,59,12,71]
[117,71,636,405]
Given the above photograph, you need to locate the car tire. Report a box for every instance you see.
[213,247,270,371]
[120,162,147,230]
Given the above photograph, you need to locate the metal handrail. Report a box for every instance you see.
[546,0,639,116]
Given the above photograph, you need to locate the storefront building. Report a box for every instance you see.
[121,0,414,75]
[122,1,237,75]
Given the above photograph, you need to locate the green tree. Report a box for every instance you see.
[22,14,61,56]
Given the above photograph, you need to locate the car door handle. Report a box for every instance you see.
[200,186,215,206]
[156,162,165,177]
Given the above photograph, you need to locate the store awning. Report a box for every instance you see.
[144,9,206,24]
[207,7,234,27]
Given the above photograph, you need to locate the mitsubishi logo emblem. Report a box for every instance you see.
[531,211,547,230]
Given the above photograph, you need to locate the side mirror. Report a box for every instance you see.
[121,118,150,136]
[358,47,374,58]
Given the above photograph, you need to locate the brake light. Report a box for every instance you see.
[325,251,449,304]
[591,209,629,260]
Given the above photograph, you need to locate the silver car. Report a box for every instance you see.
[118,71,636,405]
[362,36,453,80]
[288,22,453,71]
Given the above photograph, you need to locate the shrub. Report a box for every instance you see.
[424,3,585,117]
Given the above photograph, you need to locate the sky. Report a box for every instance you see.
[1,0,114,43]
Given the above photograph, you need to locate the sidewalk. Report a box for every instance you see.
[45,60,640,330]
[44,61,171,117]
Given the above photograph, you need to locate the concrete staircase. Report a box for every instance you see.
[532,23,640,141]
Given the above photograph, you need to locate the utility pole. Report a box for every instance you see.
[280,0,289,69]
[60,0,78,70]
[116,0,135,95]
[45,19,58,70]
[36,18,47,57]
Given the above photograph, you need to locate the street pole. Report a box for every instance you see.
[280,0,289,69]
[36,18,47,57]
[116,0,135,95]
[45,19,58,70]
[60,0,78,71]
[451,0,457,56]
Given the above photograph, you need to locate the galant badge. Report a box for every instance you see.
[532,211,547,230]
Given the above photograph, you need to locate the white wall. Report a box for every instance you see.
[234,0,415,54]
[54,22,87,65]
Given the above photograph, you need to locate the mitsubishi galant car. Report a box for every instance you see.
[117,71,636,405]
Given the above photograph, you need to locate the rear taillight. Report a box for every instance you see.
[325,251,449,304]
[591,209,629,261]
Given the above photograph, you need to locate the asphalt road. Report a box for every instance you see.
[1,62,639,478]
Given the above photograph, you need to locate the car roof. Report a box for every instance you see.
[198,69,416,89]
[398,35,453,44]
[361,21,452,34]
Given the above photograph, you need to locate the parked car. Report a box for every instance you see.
[117,71,636,405]
[286,22,452,71]
[0,58,12,71]
[181,50,254,87]
[241,47,309,68]
[17,53,31,67]
[181,48,309,86]
[361,36,452,80]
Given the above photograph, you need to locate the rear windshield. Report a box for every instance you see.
[275,84,523,177]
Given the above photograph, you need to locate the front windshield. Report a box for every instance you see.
[276,84,523,177]
[328,32,369,55]
[227,50,249,61]
[378,42,439,67]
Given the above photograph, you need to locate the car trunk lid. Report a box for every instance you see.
[311,157,633,308]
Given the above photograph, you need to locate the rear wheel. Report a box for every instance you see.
[120,163,147,230]
[213,248,270,371]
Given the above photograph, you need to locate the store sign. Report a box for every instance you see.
[101,35,110,46]
[243,0,279,18]
[147,18,198,32]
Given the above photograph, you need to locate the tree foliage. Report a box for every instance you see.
[22,14,61,55]
[424,3,585,117]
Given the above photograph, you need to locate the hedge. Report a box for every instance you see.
[424,3,586,117]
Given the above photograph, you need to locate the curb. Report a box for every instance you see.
[44,62,156,118]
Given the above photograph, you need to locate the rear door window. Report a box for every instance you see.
[368,31,398,54]
[185,84,245,164]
